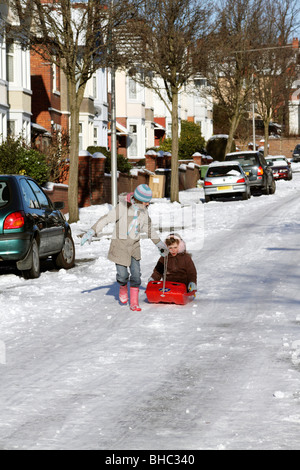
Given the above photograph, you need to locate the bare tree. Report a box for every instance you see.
[251,0,300,156]
[8,0,135,223]
[206,0,265,157]
[124,0,213,203]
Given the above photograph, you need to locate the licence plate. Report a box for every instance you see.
[245,171,250,176]
[218,186,232,191]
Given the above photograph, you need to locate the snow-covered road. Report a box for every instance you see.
[1,165,300,450]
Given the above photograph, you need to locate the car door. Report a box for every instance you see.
[27,179,65,253]
[19,178,49,255]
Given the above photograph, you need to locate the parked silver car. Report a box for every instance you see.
[204,161,251,203]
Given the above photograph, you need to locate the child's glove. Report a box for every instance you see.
[81,229,95,246]
[156,241,169,257]
[188,282,197,292]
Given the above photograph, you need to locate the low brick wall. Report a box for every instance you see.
[237,136,300,158]
[55,153,151,210]
[46,151,202,212]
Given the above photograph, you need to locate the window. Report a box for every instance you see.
[0,182,10,208]
[128,77,137,100]
[20,179,39,209]
[23,120,30,141]
[0,35,4,81]
[94,126,98,146]
[7,120,15,137]
[128,124,138,157]
[28,180,51,209]
[194,78,207,88]
[207,165,242,178]
[52,63,58,93]
[79,123,83,151]
[6,41,14,83]
[0,113,4,140]
[93,76,97,99]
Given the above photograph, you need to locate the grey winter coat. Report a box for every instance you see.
[92,194,161,267]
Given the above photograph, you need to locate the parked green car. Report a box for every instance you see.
[0,175,75,279]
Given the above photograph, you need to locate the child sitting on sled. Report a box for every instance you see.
[149,233,197,293]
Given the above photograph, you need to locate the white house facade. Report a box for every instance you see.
[289,79,300,135]
[93,67,108,148]
[0,4,32,143]
[6,39,31,142]
[0,5,8,142]
[113,70,214,159]
[186,77,214,142]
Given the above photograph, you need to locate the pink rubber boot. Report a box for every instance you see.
[119,284,128,304]
[130,287,142,311]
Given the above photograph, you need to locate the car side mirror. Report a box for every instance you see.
[267,161,273,167]
[53,201,65,210]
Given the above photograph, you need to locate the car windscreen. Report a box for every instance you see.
[226,154,257,166]
[207,166,242,178]
[0,182,10,208]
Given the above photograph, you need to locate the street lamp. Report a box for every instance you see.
[110,0,118,207]
[252,74,256,151]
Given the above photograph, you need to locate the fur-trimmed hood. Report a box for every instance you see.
[166,233,186,254]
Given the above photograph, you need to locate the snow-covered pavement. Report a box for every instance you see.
[1,164,300,450]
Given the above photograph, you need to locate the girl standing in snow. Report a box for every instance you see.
[150,233,197,293]
[81,184,168,311]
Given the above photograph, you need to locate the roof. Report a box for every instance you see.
[31,123,51,136]
[108,121,129,136]
[154,122,166,131]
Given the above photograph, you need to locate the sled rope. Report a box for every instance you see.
[161,255,168,297]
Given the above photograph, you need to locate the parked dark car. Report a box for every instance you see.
[0,175,75,279]
[266,156,293,181]
[292,144,300,162]
[225,151,276,195]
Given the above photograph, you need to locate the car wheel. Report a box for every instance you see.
[53,233,75,269]
[269,179,276,194]
[22,239,40,279]
[205,195,211,203]
[242,191,249,201]
[263,182,270,195]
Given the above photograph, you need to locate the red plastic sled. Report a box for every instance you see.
[146,281,196,306]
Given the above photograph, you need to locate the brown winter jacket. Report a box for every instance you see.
[151,249,197,288]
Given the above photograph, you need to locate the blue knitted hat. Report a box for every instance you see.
[134,184,153,203]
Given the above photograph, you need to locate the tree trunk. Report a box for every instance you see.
[67,80,84,224]
[264,118,270,158]
[225,111,240,157]
[170,88,179,203]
